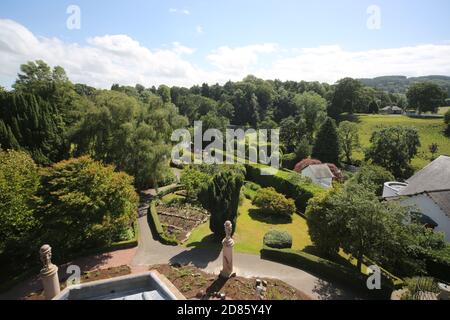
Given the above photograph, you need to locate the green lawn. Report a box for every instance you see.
[185,198,312,255]
[353,114,450,171]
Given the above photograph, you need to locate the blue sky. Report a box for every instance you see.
[1,0,450,88]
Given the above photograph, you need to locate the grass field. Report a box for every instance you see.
[352,114,450,171]
[184,198,312,255]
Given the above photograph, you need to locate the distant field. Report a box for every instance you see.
[353,114,450,171]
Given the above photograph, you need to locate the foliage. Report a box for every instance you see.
[306,184,446,276]
[312,117,341,165]
[328,78,364,118]
[148,201,179,246]
[35,156,138,258]
[0,150,39,257]
[245,163,324,212]
[445,109,450,136]
[281,153,297,170]
[199,168,245,239]
[406,82,447,114]
[242,181,261,200]
[348,164,395,196]
[72,90,186,189]
[180,166,211,200]
[253,187,296,218]
[338,121,360,164]
[0,92,68,164]
[365,125,421,178]
[263,230,293,249]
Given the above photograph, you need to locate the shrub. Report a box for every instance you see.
[281,153,297,170]
[243,182,261,200]
[253,187,296,217]
[35,156,139,259]
[245,163,325,212]
[263,230,293,249]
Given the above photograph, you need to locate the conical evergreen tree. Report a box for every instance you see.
[312,117,341,165]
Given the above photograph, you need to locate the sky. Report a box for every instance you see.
[0,0,450,88]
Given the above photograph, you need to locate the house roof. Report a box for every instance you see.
[399,155,450,196]
[303,164,334,179]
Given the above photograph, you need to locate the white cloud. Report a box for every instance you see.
[0,19,206,88]
[257,44,450,83]
[1,19,450,89]
[207,44,278,75]
[169,8,190,15]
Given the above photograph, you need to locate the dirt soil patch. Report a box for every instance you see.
[156,203,209,242]
[150,264,311,300]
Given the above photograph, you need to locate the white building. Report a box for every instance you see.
[382,156,450,242]
[301,164,334,188]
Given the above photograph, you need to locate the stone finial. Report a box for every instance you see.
[40,244,53,272]
[224,221,232,238]
[39,244,60,299]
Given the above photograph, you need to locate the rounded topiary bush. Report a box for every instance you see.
[263,230,293,249]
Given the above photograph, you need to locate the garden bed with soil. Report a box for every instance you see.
[156,202,209,243]
[150,264,311,300]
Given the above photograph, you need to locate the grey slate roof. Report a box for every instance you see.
[305,164,334,179]
[399,155,450,196]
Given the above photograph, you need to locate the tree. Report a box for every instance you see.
[368,100,379,114]
[312,117,341,165]
[407,82,447,114]
[306,184,445,274]
[0,150,39,258]
[328,78,364,118]
[280,116,307,153]
[180,166,211,200]
[365,126,421,178]
[0,92,68,164]
[200,168,244,239]
[445,109,450,136]
[429,143,439,161]
[157,85,172,103]
[338,121,360,164]
[35,156,138,258]
[348,164,395,196]
[294,91,327,138]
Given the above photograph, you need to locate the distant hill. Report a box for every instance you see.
[359,75,450,97]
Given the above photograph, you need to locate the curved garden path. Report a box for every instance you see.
[132,213,363,300]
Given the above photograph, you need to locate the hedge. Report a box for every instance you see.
[156,185,184,198]
[261,247,402,298]
[245,163,325,212]
[148,201,179,246]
